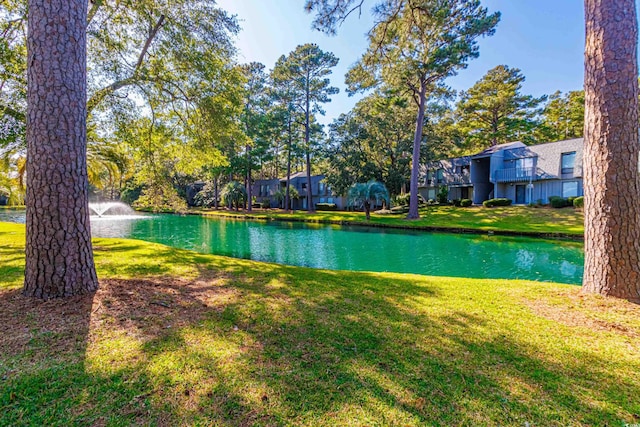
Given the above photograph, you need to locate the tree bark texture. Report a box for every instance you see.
[582,0,640,302]
[24,0,98,299]
[407,82,427,220]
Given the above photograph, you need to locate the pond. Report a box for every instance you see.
[0,211,584,284]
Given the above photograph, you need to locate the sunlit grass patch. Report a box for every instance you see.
[1,221,638,426]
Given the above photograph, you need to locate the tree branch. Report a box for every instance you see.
[86,14,165,113]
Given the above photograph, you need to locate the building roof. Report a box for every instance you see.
[280,171,308,181]
[421,156,471,173]
[471,141,526,158]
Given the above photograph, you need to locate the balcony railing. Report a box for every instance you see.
[493,167,536,183]
[424,172,470,187]
[449,173,471,185]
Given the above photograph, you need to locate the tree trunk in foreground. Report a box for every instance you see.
[24,0,98,299]
[407,81,428,220]
[582,0,640,302]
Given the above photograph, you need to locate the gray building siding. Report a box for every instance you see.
[421,138,585,205]
[253,174,348,210]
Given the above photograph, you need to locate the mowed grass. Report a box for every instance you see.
[1,221,638,426]
[198,205,584,236]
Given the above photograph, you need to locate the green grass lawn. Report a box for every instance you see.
[1,221,638,426]
[196,205,584,237]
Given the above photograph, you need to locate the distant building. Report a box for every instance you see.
[419,138,584,205]
[253,172,348,210]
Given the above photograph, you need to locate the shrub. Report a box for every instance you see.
[133,182,187,213]
[460,199,472,207]
[483,198,512,208]
[391,205,409,213]
[548,196,571,208]
[436,186,449,204]
[316,203,337,211]
[573,196,584,208]
[395,193,410,206]
[194,182,217,207]
[452,199,461,207]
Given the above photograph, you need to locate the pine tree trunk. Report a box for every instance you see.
[407,81,428,220]
[306,153,313,212]
[246,146,252,212]
[285,119,292,212]
[23,0,98,299]
[214,176,219,210]
[582,0,640,302]
[305,84,314,213]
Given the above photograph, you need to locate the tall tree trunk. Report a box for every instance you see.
[306,152,313,212]
[214,175,219,210]
[407,81,428,220]
[24,0,98,299]
[285,118,292,212]
[582,0,640,302]
[246,146,252,212]
[305,81,314,213]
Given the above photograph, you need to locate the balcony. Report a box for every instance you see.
[493,167,536,183]
[449,172,471,185]
[423,172,470,187]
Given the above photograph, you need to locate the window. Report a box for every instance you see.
[561,152,576,175]
[515,157,534,170]
[319,182,325,194]
[301,183,307,189]
[327,197,333,203]
[436,169,444,183]
[515,157,534,179]
[562,181,578,198]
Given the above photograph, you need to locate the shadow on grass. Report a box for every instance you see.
[1,240,638,425]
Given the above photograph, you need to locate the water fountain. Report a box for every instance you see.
[89,201,135,217]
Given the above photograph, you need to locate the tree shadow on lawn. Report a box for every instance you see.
[1,243,639,425]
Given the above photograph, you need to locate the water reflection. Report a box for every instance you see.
[0,211,584,284]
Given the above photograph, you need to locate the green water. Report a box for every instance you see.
[0,211,584,284]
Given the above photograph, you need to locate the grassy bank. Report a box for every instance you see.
[197,205,584,237]
[1,221,637,426]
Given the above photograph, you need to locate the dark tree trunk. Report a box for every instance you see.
[364,201,371,221]
[306,153,313,212]
[285,120,292,212]
[24,0,98,299]
[407,81,428,219]
[214,176,219,210]
[582,0,640,302]
[304,82,315,213]
[246,146,252,212]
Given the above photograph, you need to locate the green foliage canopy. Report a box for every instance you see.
[456,65,545,151]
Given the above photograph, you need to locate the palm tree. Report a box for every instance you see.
[275,186,299,210]
[221,181,247,211]
[348,181,390,220]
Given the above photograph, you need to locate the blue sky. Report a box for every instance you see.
[217,0,587,125]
